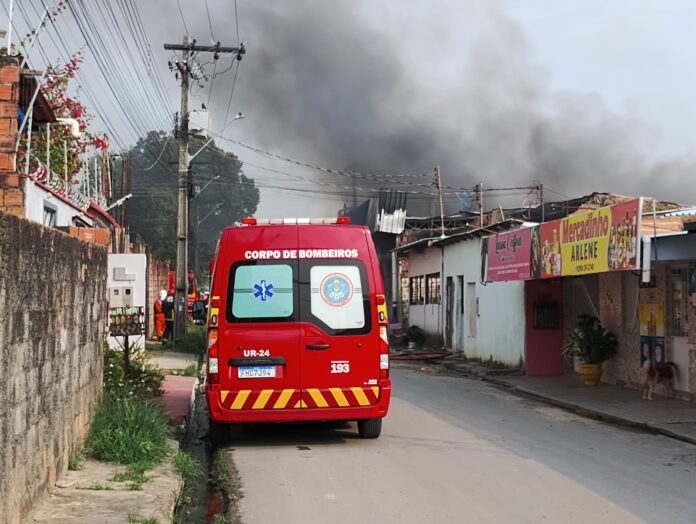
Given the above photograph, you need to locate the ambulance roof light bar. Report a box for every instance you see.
[240,217,351,225]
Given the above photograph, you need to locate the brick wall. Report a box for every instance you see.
[147,252,170,338]
[599,272,642,387]
[594,266,696,399]
[0,56,23,219]
[0,211,107,523]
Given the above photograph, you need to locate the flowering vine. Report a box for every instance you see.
[19,51,108,184]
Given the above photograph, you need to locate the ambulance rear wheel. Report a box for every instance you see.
[357,418,382,439]
[209,418,230,445]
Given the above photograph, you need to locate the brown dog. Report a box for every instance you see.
[642,359,678,400]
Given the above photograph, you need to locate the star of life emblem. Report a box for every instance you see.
[253,280,274,301]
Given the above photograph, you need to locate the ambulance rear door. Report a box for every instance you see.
[219,226,304,412]
[297,226,380,410]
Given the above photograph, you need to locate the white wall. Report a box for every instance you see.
[443,237,526,367]
[405,247,442,335]
[107,254,147,348]
[23,178,93,227]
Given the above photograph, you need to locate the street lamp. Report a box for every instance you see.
[193,174,220,200]
[194,202,223,284]
[189,112,245,162]
[190,174,220,273]
[198,202,223,226]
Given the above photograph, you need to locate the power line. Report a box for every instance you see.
[175,0,189,36]
[209,133,436,181]
[234,0,240,46]
[204,0,215,41]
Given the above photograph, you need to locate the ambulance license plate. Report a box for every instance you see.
[238,366,276,379]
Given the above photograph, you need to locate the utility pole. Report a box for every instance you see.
[174,35,191,342]
[538,183,545,222]
[479,182,484,228]
[164,37,246,343]
[434,166,445,238]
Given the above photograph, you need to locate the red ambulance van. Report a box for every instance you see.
[205,217,391,442]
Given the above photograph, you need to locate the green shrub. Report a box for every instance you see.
[104,344,164,399]
[86,395,169,466]
[179,363,199,377]
[172,325,206,355]
[68,452,84,471]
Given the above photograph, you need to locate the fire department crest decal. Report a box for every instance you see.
[320,273,353,307]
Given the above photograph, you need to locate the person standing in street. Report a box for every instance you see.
[155,290,167,340]
[162,292,174,343]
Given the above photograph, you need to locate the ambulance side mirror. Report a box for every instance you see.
[192,300,207,324]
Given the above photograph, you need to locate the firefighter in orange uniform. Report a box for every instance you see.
[155,290,167,339]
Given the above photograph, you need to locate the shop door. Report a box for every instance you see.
[444,277,454,349]
[525,279,564,376]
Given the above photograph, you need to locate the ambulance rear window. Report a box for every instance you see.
[228,263,295,322]
[299,260,371,336]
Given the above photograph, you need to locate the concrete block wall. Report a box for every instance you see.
[0,211,107,523]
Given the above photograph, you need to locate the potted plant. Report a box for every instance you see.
[561,314,618,386]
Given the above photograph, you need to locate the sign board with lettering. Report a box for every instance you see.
[484,228,532,281]
[483,198,643,282]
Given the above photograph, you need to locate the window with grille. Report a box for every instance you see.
[409,276,425,305]
[668,267,688,337]
[43,205,57,227]
[426,273,441,305]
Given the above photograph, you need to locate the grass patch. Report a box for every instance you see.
[128,516,159,524]
[169,325,206,355]
[179,363,199,377]
[86,395,169,466]
[113,463,151,491]
[86,483,111,491]
[211,514,227,524]
[173,451,202,483]
[68,452,84,471]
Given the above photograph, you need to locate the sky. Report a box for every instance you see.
[4,0,696,217]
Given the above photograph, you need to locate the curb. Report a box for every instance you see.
[439,361,523,379]
[483,376,696,447]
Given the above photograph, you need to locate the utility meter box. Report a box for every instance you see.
[107,254,147,347]
[110,286,134,308]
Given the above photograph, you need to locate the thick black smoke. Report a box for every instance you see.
[148,0,694,214]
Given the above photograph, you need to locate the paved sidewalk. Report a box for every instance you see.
[148,350,198,372]
[29,452,180,523]
[487,375,696,445]
[160,375,198,426]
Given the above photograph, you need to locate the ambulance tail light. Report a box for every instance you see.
[379,325,389,379]
[208,328,219,384]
